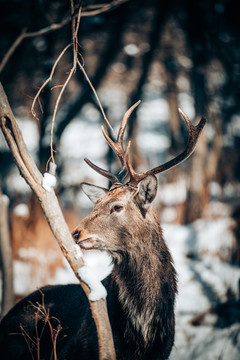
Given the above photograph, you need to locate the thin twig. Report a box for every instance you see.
[0,17,70,74]
[0,0,129,73]
[48,1,113,166]
[47,1,82,166]
[81,0,129,16]
[77,58,114,133]
[31,295,62,360]
[30,1,113,166]
[20,324,36,360]
[31,43,72,120]
[50,65,76,164]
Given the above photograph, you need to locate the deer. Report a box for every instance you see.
[0,102,206,360]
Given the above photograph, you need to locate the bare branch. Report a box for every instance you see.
[31,43,72,121]
[82,0,129,16]
[77,58,113,133]
[47,0,82,166]
[49,60,76,165]
[0,0,129,73]
[0,17,71,74]
[32,1,113,167]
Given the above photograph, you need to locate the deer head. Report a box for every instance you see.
[72,102,206,259]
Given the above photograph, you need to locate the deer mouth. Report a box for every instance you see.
[78,237,97,250]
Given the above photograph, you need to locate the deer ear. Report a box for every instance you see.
[135,175,158,210]
[81,183,108,204]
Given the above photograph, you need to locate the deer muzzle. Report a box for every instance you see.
[77,236,98,250]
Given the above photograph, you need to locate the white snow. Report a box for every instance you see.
[42,172,57,192]
[162,219,240,359]
[77,250,113,301]
[124,44,140,56]
[0,117,39,151]
[59,120,107,160]
[83,250,113,281]
[13,203,29,217]
[193,218,235,260]
[157,178,187,205]
[138,132,170,152]
[172,323,240,360]
[74,244,83,260]
[6,167,31,195]
[77,265,107,301]
[17,118,39,151]
[0,194,9,205]
[178,93,195,120]
[138,98,169,126]
[228,114,240,136]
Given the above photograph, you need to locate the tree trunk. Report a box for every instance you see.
[184,125,208,223]
[0,191,14,318]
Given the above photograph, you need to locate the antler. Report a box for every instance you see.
[85,101,141,184]
[126,108,206,186]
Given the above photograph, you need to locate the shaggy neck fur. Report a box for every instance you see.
[111,218,177,349]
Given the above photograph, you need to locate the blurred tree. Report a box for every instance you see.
[0,0,240,224]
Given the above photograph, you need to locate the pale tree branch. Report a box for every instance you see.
[0,189,14,318]
[0,82,116,360]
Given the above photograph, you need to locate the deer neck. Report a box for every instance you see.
[111,213,176,346]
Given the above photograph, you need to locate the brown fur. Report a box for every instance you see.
[74,182,177,355]
[0,179,177,360]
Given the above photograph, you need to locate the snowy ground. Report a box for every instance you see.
[164,222,240,359]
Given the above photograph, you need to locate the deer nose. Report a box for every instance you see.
[72,230,81,243]
[72,229,98,250]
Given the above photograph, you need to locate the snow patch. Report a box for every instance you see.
[193,218,235,260]
[13,203,29,218]
[42,173,57,192]
[74,244,83,260]
[124,44,140,56]
[15,118,39,152]
[158,178,187,205]
[138,133,170,152]
[60,121,107,159]
[138,98,169,126]
[1,194,9,205]
[78,250,113,301]
[83,250,113,280]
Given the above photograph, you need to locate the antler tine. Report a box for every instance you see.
[84,101,141,184]
[127,108,207,186]
[84,157,119,184]
[125,141,141,183]
[118,100,141,143]
[101,100,141,181]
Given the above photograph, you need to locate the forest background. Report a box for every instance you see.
[0,0,240,358]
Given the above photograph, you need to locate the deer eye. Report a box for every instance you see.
[111,205,124,214]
